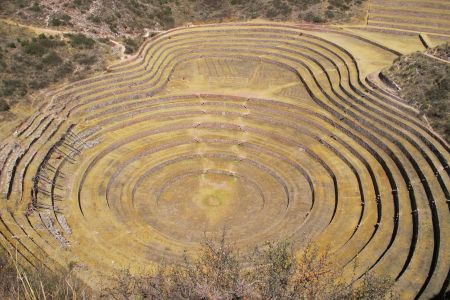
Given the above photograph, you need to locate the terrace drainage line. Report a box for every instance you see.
[69,35,449,180]
[303,41,450,190]
[12,25,444,296]
[6,118,59,200]
[295,44,442,291]
[174,48,438,289]
[81,122,333,223]
[295,62,440,294]
[96,104,375,249]
[107,49,408,273]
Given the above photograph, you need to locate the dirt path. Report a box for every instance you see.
[0,18,74,36]
[110,40,127,59]
[1,17,128,59]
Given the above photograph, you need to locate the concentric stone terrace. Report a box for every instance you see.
[0,23,448,298]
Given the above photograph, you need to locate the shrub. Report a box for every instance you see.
[326,9,335,18]
[21,36,65,56]
[0,99,10,111]
[329,0,351,11]
[42,51,62,65]
[28,1,41,12]
[49,13,72,26]
[156,6,175,29]
[73,0,93,10]
[124,37,139,54]
[29,79,50,89]
[266,8,278,18]
[102,234,395,299]
[87,14,101,24]
[382,47,450,142]
[66,33,95,49]
[55,61,74,78]
[74,53,97,65]
[1,79,27,96]
[303,12,325,23]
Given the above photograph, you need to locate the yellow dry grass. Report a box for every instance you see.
[0,21,448,298]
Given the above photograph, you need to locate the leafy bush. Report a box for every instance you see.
[329,0,352,11]
[72,0,93,10]
[73,53,97,65]
[326,9,335,18]
[1,79,27,96]
[156,5,175,29]
[28,1,41,12]
[65,33,95,49]
[124,37,139,54]
[42,50,62,65]
[0,99,10,111]
[427,42,449,61]
[87,14,101,24]
[303,11,325,23]
[49,13,72,26]
[55,61,74,77]
[21,35,65,56]
[266,0,292,18]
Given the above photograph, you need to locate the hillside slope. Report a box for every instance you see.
[1,0,368,37]
[381,44,450,143]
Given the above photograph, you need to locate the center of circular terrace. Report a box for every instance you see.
[133,170,266,241]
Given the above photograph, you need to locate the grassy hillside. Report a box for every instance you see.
[1,0,368,37]
[381,44,450,143]
[0,20,114,114]
[0,0,367,128]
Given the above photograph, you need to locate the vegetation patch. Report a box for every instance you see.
[0,0,368,36]
[100,236,394,299]
[0,21,112,111]
[0,249,90,299]
[382,44,450,142]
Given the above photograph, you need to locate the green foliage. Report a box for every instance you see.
[42,50,62,65]
[55,61,74,77]
[303,11,325,23]
[49,13,72,26]
[123,37,140,54]
[73,53,97,65]
[266,0,293,18]
[65,33,95,49]
[329,0,352,11]
[0,21,107,111]
[288,0,320,9]
[1,79,27,97]
[21,34,65,56]
[383,46,450,142]
[72,0,93,10]
[87,14,101,23]
[0,99,10,112]
[28,1,41,12]
[325,9,335,18]
[156,5,175,29]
